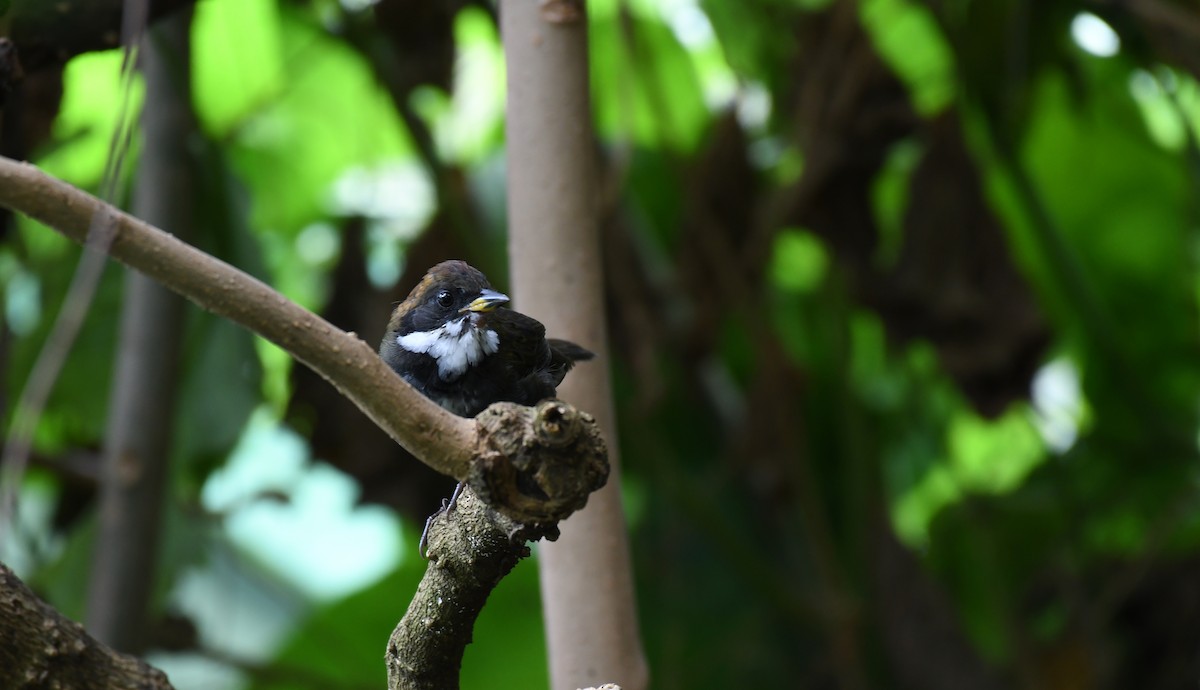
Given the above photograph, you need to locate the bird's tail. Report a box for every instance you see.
[549,338,594,362]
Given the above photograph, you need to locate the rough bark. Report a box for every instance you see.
[387,402,607,689]
[386,487,556,690]
[501,0,649,688]
[86,9,193,652]
[0,561,174,690]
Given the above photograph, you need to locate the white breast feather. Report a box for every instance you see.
[396,318,501,380]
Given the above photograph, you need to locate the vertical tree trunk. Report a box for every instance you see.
[86,10,194,651]
[501,1,648,688]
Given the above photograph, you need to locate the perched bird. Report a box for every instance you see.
[382,261,593,552]
[380,259,593,417]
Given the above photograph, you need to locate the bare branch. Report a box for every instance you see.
[0,155,475,480]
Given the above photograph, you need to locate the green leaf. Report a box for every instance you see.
[591,7,709,152]
[191,0,286,137]
[769,228,828,294]
[947,406,1046,494]
[1016,61,1200,442]
[222,5,414,237]
[265,530,548,689]
[699,0,798,91]
[38,50,144,189]
[174,313,262,474]
[860,0,956,115]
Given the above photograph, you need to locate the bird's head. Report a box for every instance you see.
[383,260,510,381]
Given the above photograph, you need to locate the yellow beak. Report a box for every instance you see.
[462,288,510,313]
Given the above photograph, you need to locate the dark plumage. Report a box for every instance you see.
[380,260,593,417]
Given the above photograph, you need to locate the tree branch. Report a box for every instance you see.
[390,402,616,689]
[0,155,473,478]
[0,155,606,525]
[389,401,606,689]
[387,485,556,690]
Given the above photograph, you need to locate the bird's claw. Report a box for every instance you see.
[419,482,467,559]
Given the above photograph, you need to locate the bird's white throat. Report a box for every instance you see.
[396,316,500,381]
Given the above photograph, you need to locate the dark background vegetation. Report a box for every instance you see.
[3,0,1200,687]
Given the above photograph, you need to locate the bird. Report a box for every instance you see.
[380,260,594,417]
[380,261,593,552]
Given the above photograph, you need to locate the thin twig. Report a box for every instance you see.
[0,0,146,538]
[0,210,117,537]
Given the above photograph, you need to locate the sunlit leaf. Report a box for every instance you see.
[770,228,828,294]
[39,50,144,190]
[860,0,956,115]
[192,0,286,136]
[591,5,709,151]
[224,5,414,238]
[947,406,1046,493]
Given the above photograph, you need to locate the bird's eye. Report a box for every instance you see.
[436,290,453,308]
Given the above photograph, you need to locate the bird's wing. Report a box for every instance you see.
[487,309,551,375]
[487,310,596,401]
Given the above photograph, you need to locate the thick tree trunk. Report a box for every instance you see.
[86,11,194,651]
[501,1,649,688]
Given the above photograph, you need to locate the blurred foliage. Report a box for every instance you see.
[3,0,1200,687]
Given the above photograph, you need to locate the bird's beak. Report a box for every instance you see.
[462,288,510,313]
